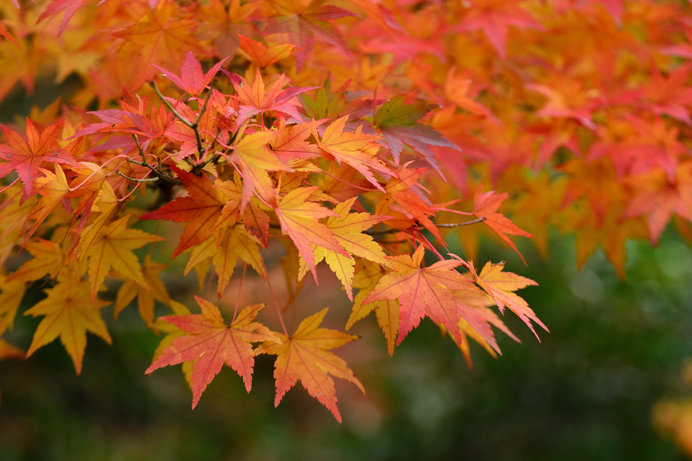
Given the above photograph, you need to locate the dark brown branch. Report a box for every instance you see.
[126,135,182,185]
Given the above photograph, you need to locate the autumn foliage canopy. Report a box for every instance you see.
[1,0,691,421]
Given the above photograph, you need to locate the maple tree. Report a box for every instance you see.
[1,0,691,423]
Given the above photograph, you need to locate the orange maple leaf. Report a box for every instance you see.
[362,246,476,346]
[238,34,295,68]
[274,186,347,280]
[625,163,692,243]
[232,69,316,125]
[298,197,389,299]
[113,2,201,84]
[473,188,532,264]
[26,165,69,237]
[379,167,444,243]
[316,116,391,191]
[231,130,290,211]
[257,307,364,422]
[470,261,547,339]
[146,296,278,408]
[270,121,322,164]
[455,0,541,58]
[454,285,519,364]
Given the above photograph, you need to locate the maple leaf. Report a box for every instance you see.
[625,163,692,243]
[0,272,25,333]
[231,130,290,211]
[265,0,356,68]
[242,197,271,246]
[643,65,692,125]
[257,307,363,422]
[38,0,87,35]
[526,78,599,129]
[25,165,69,237]
[363,246,476,346]
[274,186,347,280]
[298,197,388,300]
[375,95,459,170]
[146,296,277,408]
[114,255,171,326]
[7,239,64,283]
[455,0,541,58]
[270,121,322,164]
[155,51,229,97]
[454,285,519,362]
[470,261,547,339]
[79,216,164,298]
[473,188,532,264]
[184,226,267,297]
[444,69,498,121]
[346,260,399,355]
[149,300,195,386]
[380,168,443,242]
[232,69,317,125]
[80,96,175,149]
[238,34,295,68]
[0,23,18,47]
[316,116,391,191]
[0,119,67,198]
[113,2,201,84]
[24,277,111,374]
[192,0,257,57]
[139,166,228,257]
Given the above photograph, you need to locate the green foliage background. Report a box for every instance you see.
[1,228,691,460]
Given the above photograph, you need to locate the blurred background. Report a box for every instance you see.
[2,229,692,461]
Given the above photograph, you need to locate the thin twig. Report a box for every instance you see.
[152,81,194,128]
[194,89,214,126]
[116,170,159,183]
[365,217,485,236]
[133,134,147,163]
[125,157,181,185]
[192,92,214,159]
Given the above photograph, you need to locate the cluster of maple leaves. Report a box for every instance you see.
[0,0,690,421]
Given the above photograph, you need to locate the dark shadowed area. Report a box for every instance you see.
[2,229,691,461]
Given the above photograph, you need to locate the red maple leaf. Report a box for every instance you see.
[473,188,532,264]
[146,296,277,408]
[0,119,69,198]
[362,246,476,345]
[155,51,229,97]
[139,166,229,257]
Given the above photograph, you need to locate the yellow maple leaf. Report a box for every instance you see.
[79,215,164,297]
[24,278,111,374]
